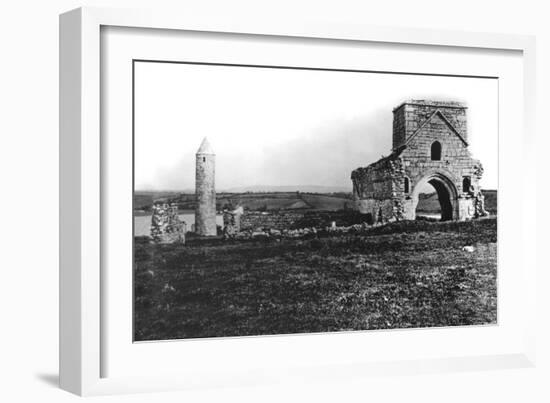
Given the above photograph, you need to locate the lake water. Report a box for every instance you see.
[134,213,224,237]
[416,213,441,220]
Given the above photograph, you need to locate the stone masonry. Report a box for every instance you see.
[222,208,371,236]
[150,203,186,244]
[351,100,488,222]
[195,137,217,236]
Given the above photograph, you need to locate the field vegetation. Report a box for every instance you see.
[134,217,497,341]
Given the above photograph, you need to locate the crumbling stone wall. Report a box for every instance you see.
[352,100,488,222]
[223,209,370,235]
[351,154,405,223]
[150,203,186,244]
[240,211,306,231]
[223,206,243,237]
[296,210,372,228]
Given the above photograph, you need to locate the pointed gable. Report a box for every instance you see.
[405,109,468,147]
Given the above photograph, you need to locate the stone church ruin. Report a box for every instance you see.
[351,100,488,223]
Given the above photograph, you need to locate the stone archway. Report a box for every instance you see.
[406,172,459,221]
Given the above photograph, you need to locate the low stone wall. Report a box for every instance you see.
[223,209,372,235]
[354,199,401,224]
[240,211,304,231]
[296,210,375,228]
[228,221,378,241]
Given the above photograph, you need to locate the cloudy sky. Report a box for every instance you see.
[134,62,498,192]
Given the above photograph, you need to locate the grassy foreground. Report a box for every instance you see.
[134,217,497,341]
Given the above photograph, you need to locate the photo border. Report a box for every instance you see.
[130,58,500,342]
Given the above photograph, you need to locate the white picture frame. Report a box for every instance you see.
[59,6,537,396]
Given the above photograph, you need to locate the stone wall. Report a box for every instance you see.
[351,155,402,200]
[223,209,371,235]
[392,100,468,150]
[296,210,372,228]
[222,207,243,237]
[353,199,399,224]
[351,153,405,222]
[150,203,186,244]
[239,211,306,231]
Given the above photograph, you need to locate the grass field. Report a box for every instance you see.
[134,217,497,341]
[134,190,352,212]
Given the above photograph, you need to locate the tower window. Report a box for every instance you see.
[462,176,472,193]
[203,157,206,162]
[404,177,410,193]
[431,141,441,160]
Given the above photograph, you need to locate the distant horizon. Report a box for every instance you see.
[134,185,498,194]
[135,184,353,193]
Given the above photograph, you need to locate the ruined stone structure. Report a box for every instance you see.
[150,203,186,244]
[223,208,370,236]
[222,206,244,238]
[351,100,488,222]
[195,137,217,236]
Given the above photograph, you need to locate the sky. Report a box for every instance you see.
[134,62,498,192]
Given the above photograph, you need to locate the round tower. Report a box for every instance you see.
[195,137,216,236]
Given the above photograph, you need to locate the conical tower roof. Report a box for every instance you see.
[196,137,215,155]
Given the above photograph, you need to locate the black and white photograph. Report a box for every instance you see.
[132,61,498,341]
[4,0,548,400]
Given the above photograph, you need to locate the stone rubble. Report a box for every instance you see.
[224,221,383,240]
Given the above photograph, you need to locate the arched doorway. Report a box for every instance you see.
[410,172,458,221]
